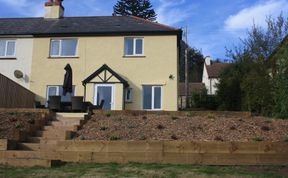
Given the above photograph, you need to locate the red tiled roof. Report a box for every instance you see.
[206,63,230,78]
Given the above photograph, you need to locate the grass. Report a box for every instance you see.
[0,163,286,178]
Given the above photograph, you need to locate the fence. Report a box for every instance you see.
[0,73,35,108]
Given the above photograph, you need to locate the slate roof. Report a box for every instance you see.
[206,62,230,78]
[0,16,181,36]
[178,83,205,96]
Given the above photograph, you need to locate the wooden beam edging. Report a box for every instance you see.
[56,140,288,154]
[0,141,287,165]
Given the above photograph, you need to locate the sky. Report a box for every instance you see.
[0,0,287,59]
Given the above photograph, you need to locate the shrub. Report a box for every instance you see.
[110,135,121,141]
[192,89,219,110]
[171,116,179,120]
[139,135,147,140]
[261,126,270,131]
[253,136,264,142]
[28,118,35,124]
[157,124,165,130]
[284,135,288,142]
[214,136,223,141]
[171,134,178,140]
[79,135,85,140]
[207,113,215,119]
[273,57,288,119]
[15,122,23,129]
[100,126,108,131]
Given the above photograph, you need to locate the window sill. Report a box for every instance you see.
[0,57,17,60]
[48,56,79,59]
[123,55,146,58]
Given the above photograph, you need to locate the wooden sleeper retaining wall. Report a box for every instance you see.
[1,140,287,166]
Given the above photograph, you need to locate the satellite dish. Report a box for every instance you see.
[14,70,24,79]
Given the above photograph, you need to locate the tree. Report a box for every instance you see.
[179,41,205,82]
[217,13,288,115]
[273,54,288,118]
[113,0,157,21]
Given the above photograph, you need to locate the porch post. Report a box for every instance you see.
[83,84,87,102]
[123,85,126,110]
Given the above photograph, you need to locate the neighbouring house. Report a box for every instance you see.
[0,28,33,89]
[202,56,230,95]
[0,0,182,111]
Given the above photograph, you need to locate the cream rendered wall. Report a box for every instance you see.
[30,35,178,111]
[0,38,33,89]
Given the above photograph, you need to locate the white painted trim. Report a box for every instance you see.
[94,84,115,110]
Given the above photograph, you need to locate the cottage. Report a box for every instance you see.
[0,0,182,111]
[202,56,230,95]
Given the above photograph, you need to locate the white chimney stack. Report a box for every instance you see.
[44,0,64,19]
[205,56,212,66]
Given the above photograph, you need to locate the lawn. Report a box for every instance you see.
[0,163,287,178]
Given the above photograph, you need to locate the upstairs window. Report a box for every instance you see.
[124,38,144,56]
[50,39,78,57]
[0,40,16,58]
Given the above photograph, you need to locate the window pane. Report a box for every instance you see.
[154,87,162,109]
[135,39,143,54]
[60,86,75,102]
[50,40,60,56]
[48,86,58,98]
[6,41,15,56]
[61,39,77,56]
[0,41,5,56]
[125,38,134,55]
[97,86,112,110]
[143,86,152,109]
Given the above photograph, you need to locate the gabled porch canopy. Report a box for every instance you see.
[82,64,129,87]
[82,64,129,104]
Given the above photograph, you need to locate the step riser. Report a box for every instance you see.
[49,121,81,127]
[36,131,69,138]
[44,126,78,131]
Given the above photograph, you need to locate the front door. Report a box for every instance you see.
[94,84,114,110]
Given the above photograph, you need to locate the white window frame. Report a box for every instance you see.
[94,84,115,110]
[0,40,16,58]
[143,85,163,111]
[124,37,144,56]
[50,39,78,58]
[125,88,133,102]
